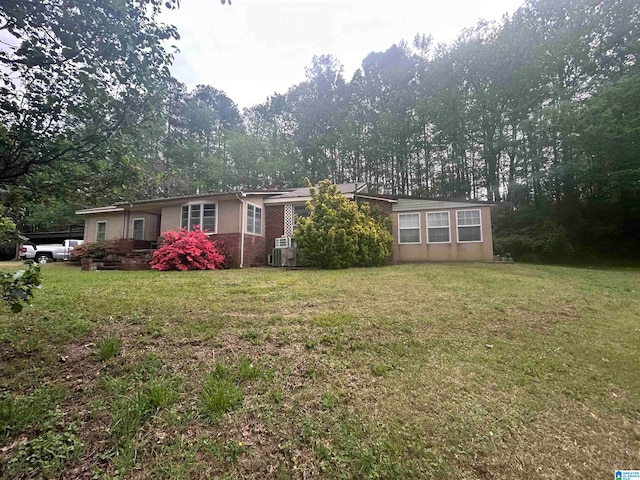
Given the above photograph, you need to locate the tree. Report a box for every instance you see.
[0,0,179,185]
[288,55,348,183]
[243,94,298,187]
[294,179,392,269]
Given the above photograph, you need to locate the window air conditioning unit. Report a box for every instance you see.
[274,236,291,249]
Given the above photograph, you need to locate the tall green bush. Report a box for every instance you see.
[293,180,393,269]
[493,220,574,262]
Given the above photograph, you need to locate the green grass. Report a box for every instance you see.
[4,408,83,478]
[95,335,121,360]
[200,375,244,423]
[1,261,639,478]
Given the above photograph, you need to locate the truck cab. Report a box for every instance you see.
[20,239,84,263]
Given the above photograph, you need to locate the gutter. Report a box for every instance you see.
[235,192,246,268]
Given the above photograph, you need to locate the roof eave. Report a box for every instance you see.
[75,206,125,215]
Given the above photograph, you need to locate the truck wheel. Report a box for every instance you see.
[36,253,52,264]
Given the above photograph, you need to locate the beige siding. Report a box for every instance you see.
[160,205,181,232]
[393,198,488,212]
[219,200,240,233]
[128,212,159,241]
[84,212,126,242]
[392,206,493,263]
[160,199,241,235]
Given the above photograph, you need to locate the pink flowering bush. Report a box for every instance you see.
[150,227,226,271]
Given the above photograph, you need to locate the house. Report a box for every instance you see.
[75,183,495,267]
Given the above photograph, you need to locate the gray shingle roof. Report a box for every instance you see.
[269,183,367,199]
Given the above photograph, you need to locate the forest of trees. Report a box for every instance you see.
[1,0,639,261]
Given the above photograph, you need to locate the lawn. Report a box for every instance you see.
[1,261,639,479]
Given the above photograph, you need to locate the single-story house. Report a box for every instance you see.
[75,183,495,267]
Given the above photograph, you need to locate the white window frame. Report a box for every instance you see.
[181,202,217,234]
[398,212,421,244]
[426,211,451,244]
[96,221,107,242]
[456,209,483,243]
[246,202,263,235]
[132,217,145,241]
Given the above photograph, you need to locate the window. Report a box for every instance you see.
[132,218,144,240]
[293,205,310,228]
[398,213,420,244]
[457,209,482,242]
[426,211,451,243]
[202,204,216,232]
[247,203,262,235]
[96,221,107,242]
[181,203,216,232]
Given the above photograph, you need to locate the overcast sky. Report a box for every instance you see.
[163,0,525,110]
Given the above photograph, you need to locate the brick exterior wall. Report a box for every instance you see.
[361,198,394,218]
[264,205,285,263]
[243,235,266,267]
[210,232,266,268]
[211,233,241,268]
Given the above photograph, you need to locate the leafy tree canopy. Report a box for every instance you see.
[0,0,179,185]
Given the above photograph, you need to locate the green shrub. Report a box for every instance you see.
[494,220,574,262]
[70,241,108,260]
[294,179,393,269]
[1,262,41,313]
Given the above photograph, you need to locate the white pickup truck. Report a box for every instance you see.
[20,239,84,263]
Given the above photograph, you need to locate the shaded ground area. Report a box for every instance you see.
[1,262,639,478]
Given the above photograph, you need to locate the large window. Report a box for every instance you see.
[456,209,482,242]
[181,203,216,232]
[426,211,451,243]
[132,218,144,240]
[96,221,107,242]
[247,203,262,235]
[398,213,420,244]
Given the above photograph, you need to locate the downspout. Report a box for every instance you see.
[235,192,246,268]
[123,209,129,239]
